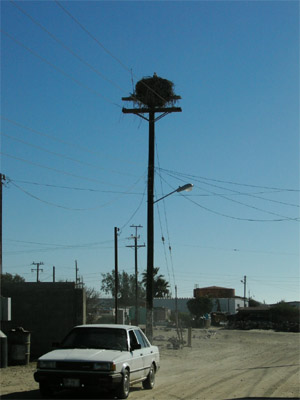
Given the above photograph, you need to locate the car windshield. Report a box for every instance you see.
[61,328,128,351]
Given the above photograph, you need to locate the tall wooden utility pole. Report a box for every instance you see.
[31,261,44,282]
[122,75,181,341]
[0,174,6,276]
[241,275,247,307]
[114,227,119,324]
[75,260,79,286]
[126,225,145,325]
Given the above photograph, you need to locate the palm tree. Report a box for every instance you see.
[142,267,170,298]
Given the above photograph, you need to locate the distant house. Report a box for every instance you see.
[154,296,247,315]
[194,286,235,299]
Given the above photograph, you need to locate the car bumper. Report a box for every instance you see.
[34,370,123,390]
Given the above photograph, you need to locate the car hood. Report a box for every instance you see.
[39,348,128,362]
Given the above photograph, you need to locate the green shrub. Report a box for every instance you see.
[270,302,299,323]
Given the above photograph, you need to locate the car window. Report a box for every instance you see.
[134,329,149,348]
[61,328,128,351]
[129,330,139,348]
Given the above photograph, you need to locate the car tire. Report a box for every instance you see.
[142,363,155,390]
[39,382,54,398]
[115,369,130,399]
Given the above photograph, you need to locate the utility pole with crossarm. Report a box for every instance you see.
[122,74,182,341]
[126,225,145,326]
[31,261,44,282]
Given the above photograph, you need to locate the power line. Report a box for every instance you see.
[2,152,136,187]
[54,0,131,73]
[1,132,139,178]
[4,238,113,247]
[9,0,128,95]
[8,175,145,211]
[169,171,299,209]
[9,179,143,195]
[183,191,298,222]
[1,116,143,168]
[54,1,173,108]
[184,190,299,207]
[1,29,121,107]
[190,181,298,221]
[159,167,299,192]
[155,144,176,291]
[119,181,147,233]
[157,172,299,222]
[156,198,173,292]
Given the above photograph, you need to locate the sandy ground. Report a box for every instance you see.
[1,327,299,400]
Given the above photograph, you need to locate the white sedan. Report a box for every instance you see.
[34,324,160,399]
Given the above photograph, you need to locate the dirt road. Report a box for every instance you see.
[1,328,299,399]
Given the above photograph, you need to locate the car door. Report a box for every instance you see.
[134,329,153,378]
[128,330,144,381]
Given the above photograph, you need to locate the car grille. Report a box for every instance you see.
[56,361,94,371]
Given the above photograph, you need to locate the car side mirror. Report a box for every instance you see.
[131,343,141,351]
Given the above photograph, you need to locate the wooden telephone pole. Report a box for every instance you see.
[31,261,44,282]
[126,225,145,325]
[122,74,181,341]
[0,174,6,277]
[114,227,119,324]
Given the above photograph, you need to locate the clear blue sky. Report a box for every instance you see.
[1,1,299,304]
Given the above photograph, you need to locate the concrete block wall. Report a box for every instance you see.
[1,282,86,359]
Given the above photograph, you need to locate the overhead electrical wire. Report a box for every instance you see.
[54,1,172,107]
[8,179,144,195]
[9,0,128,95]
[185,190,299,207]
[157,172,299,222]
[7,172,146,211]
[1,152,129,186]
[163,169,299,209]
[1,116,144,169]
[4,237,120,255]
[1,132,139,178]
[161,170,298,221]
[9,181,116,211]
[155,144,176,291]
[1,29,121,107]
[9,0,171,112]
[54,0,131,73]
[119,181,147,234]
[159,167,299,193]
[155,194,173,293]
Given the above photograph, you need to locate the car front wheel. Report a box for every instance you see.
[142,363,155,390]
[115,369,130,399]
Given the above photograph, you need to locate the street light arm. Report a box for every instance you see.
[154,183,193,204]
[153,188,177,204]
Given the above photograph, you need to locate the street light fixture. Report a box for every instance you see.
[154,183,194,204]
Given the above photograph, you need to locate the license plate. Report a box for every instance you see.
[63,378,80,388]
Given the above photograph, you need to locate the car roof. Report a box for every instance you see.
[74,324,139,330]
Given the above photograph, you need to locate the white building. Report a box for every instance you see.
[154,296,247,315]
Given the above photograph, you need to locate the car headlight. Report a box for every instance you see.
[93,362,116,371]
[38,360,56,369]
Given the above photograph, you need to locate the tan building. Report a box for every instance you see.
[194,286,235,299]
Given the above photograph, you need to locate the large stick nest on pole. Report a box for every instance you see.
[133,74,178,108]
